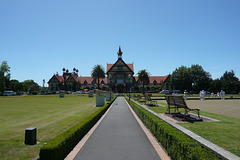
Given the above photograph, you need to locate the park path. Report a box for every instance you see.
[72,97,162,160]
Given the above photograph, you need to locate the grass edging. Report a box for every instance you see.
[39,97,116,160]
[126,98,222,160]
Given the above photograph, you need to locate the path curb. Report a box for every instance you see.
[131,99,240,160]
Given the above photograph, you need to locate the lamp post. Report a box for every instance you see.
[108,74,112,100]
[127,74,131,101]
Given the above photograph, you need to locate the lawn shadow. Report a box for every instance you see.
[163,113,219,123]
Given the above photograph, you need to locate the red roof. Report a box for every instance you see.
[134,75,169,84]
[53,74,64,83]
[78,77,107,84]
[107,63,134,73]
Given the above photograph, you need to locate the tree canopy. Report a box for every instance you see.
[0,61,11,93]
[91,65,105,89]
[220,70,240,94]
[137,69,150,94]
[171,64,211,92]
[170,66,192,92]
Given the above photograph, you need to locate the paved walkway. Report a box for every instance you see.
[72,97,162,160]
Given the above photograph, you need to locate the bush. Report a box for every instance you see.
[31,91,38,95]
[39,97,116,160]
[127,99,221,160]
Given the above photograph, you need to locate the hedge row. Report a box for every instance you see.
[39,97,116,160]
[127,99,221,160]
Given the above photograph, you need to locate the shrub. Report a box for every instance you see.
[39,97,116,160]
[127,99,221,160]
[31,91,38,95]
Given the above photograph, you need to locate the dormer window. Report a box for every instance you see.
[101,80,105,84]
[91,80,96,85]
[84,80,88,85]
[153,80,157,85]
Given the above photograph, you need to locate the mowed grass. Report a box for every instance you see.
[147,100,240,157]
[0,94,98,160]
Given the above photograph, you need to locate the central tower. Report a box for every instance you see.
[117,46,123,59]
[106,47,134,93]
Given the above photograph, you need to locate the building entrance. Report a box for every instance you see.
[115,84,125,93]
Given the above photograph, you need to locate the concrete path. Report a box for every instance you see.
[72,97,162,160]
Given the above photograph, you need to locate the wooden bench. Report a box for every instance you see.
[133,94,137,99]
[136,94,141,100]
[164,95,201,120]
[145,94,157,106]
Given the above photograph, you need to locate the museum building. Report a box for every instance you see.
[48,47,171,93]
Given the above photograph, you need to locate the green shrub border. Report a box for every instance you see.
[39,97,117,160]
[126,98,221,160]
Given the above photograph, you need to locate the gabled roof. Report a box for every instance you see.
[48,74,64,83]
[134,75,169,84]
[106,58,134,73]
[78,77,107,84]
[78,77,93,84]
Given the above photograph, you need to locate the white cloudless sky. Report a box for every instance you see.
[0,0,239,86]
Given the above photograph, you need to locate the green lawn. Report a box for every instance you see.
[0,95,98,160]
[147,103,240,157]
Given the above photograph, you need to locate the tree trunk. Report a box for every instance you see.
[143,83,145,95]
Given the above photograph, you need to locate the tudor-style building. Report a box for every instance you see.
[106,47,134,93]
[48,47,172,93]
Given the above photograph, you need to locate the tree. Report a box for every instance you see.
[220,70,240,94]
[137,69,150,94]
[0,61,10,93]
[91,65,105,90]
[171,64,211,92]
[22,80,40,94]
[190,64,211,92]
[209,78,222,93]
[171,66,192,92]
[7,79,21,92]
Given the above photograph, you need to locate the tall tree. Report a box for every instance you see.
[91,65,105,90]
[220,70,240,94]
[0,61,10,93]
[171,64,211,92]
[209,78,222,93]
[171,66,192,92]
[137,69,150,94]
[190,64,211,92]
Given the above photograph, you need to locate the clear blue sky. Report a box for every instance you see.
[1,0,239,86]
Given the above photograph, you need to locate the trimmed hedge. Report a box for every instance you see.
[127,99,221,160]
[39,97,116,160]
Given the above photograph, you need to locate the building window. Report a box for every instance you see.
[117,78,124,84]
[118,66,123,70]
[84,80,88,85]
[153,80,157,85]
[101,80,105,84]
[92,80,96,85]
